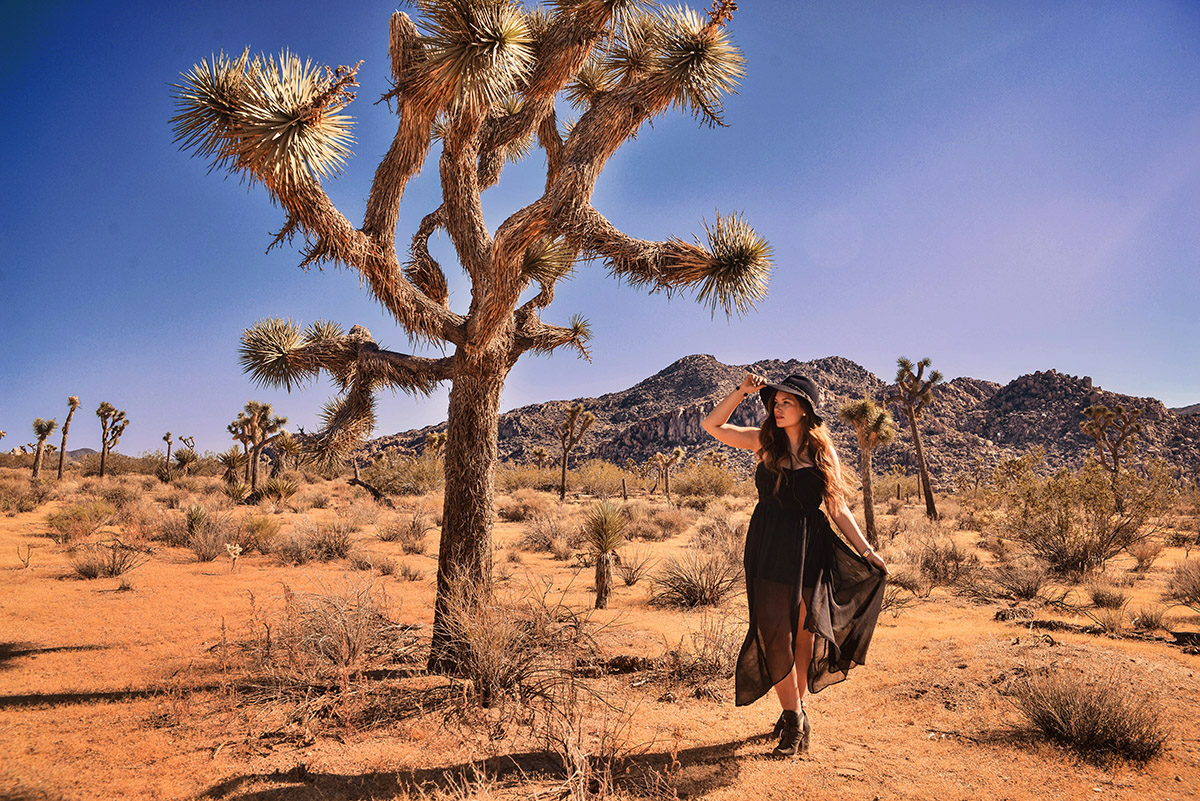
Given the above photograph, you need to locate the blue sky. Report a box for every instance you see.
[2,1,1198,455]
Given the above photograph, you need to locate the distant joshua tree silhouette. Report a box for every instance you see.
[31,417,58,479]
[886,357,942,520]
[57,396,80,480]
[1081,403,1143,513]
[554,403,594,500]
[650,447,685,500]
[95,402,129,479]
[531,447,549,471]
[838,396,896,545]
[228,401,288,493]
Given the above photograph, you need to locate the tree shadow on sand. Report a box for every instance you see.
[200,734,772,800]
[0,641,108,672]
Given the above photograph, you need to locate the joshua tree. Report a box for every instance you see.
[1081,403,1143,513]
[585,499,626,609]
[650,446,685,500]
[31,418,58,479]
[273,430,304,474]
[554,403,595,500]
[56,396,80,480]
[174,447,200,476]
[228,401,288,493]
[838,397,896,545]
[162,432,174,467]
[886,357,942,520]
[425,431,448,460]
[95,402,129,479]
[173,0,771,670]
[531,446,549,471]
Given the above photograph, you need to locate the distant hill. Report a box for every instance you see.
[1172,403,1200,416]
[362,355,1200,481]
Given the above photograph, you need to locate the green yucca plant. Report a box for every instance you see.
[173,0,771,674]
[586,499,626,609]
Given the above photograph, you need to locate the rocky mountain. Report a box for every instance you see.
[363,355,1200,483]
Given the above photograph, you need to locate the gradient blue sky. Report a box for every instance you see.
[3,1,1198,455]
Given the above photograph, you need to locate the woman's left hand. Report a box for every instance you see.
[864,549,890,576]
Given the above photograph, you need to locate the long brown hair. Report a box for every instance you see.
[758,394,848,512]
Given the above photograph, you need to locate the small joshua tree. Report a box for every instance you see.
[95,402,129,479]
[531,446,549,471]
[31,418,58,479]
[838,396,896,545]
[162,432,174,467]
[425,431,448,460]
[1081,404,1143,513]
[586,499,626,609]
[886,357,942,520]
[273,430,304,474]
[174,446,199,476]
[555,403,595,500]
[56,397,80,480]
[217,446,248,484]
[228,401,288,493]
[650,446,685,500]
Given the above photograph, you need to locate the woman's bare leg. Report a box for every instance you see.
[773,601,816,710]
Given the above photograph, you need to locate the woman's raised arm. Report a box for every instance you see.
[702,373,766,451]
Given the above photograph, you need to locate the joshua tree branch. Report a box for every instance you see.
[406,206,450,306]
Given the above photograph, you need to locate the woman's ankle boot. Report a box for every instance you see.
[772,707,811,757]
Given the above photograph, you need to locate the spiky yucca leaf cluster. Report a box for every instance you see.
[239,317,345,391]
[585,499,626,554]
[414,0,535,113]
[171,49,357,191]
[659,211,771,317]
[646,5,745,126]
[521,237,576,286]
[839,397,897,449]
[33,418,58,440]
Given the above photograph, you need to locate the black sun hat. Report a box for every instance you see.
[759,374,825,426]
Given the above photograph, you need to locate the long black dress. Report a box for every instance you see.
[735,463,886,706]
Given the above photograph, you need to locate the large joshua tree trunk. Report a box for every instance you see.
[429,344,510,672]
[860,448,878,546]
[906,411,937,520]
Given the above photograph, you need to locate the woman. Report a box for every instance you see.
[702,372,889,757]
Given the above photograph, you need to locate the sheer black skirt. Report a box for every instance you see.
[734,502,886,706]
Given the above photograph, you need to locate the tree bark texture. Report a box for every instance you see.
[907,412,937,520]
[428,342,511,673]
[595,552,614,610]
[860,448,877,546]
[32,444,46,479]
[57,408,76,481]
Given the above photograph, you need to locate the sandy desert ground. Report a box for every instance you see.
[2,467,1198,801]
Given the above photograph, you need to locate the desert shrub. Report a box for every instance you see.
[1128,539,1162,572]
[434,578,598,706]
[520,513,571,553]
[360,451,443,497]
[616,547,655,586]
[1009,668,1169,762]
[0,477,51,514]
[691,515,745,565]
[272,530,316,565]
[98,483,139,510]
[1087,606,1127,634]
[154,509,189,547]
[70,541,149,579]
[338,499,381,532]
[1088,583,1129,610]
[239,514,282,554]
[652,552,740,608]
[916,536,978,587]
[671,463,737,499]
[1164,559,1200,613]
[46,500,117,544]
[1131,605,1167,631]
[279,576,400,672]
[991,562,1049,601]
[661,612,739,690]
[378,509,435,554]
[571,459,625,497]
[260,477,299,505]
[397,562,423,582]
[308,492,331,510]
[223,481,250,504]
[306,518,354,561]
[497,488,550,522]
[633,506,693,542]
[118,497,161,543]
[348,550,397,576]
[993,455,1177,575]
[495,461,555,493]
[186,504,235,562]
[955,507,994,532]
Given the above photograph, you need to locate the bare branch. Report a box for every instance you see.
[405,206,451,306]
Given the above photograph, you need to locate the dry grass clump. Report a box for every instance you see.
[348,549,397,576]
[185,503,237,562]
[70,541,150,579]
[277,576,413,673]
[1131,605,1168,631]
[1128,538,1163,572]
[519,513,573,553]
[46,500,117,544]
[572,459,626,497]
[497,488,551,522]
[659,612,740,699]
[495,462,554,493]
[616,547,655,587]
[671,462,738,499]
[0,475,51,514]
[690,514,745,565]
[916,535,978,587]
[310,518,355,560]
[377,509,435,554]
[1163,559,1200,613]
[238,513,282,554]
[1087,583,1129,610]
[272,529,317,565]
[651,551,740,608]
[627,505,695,542]
[1009,668,1169,763]
[360,451,443,496]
